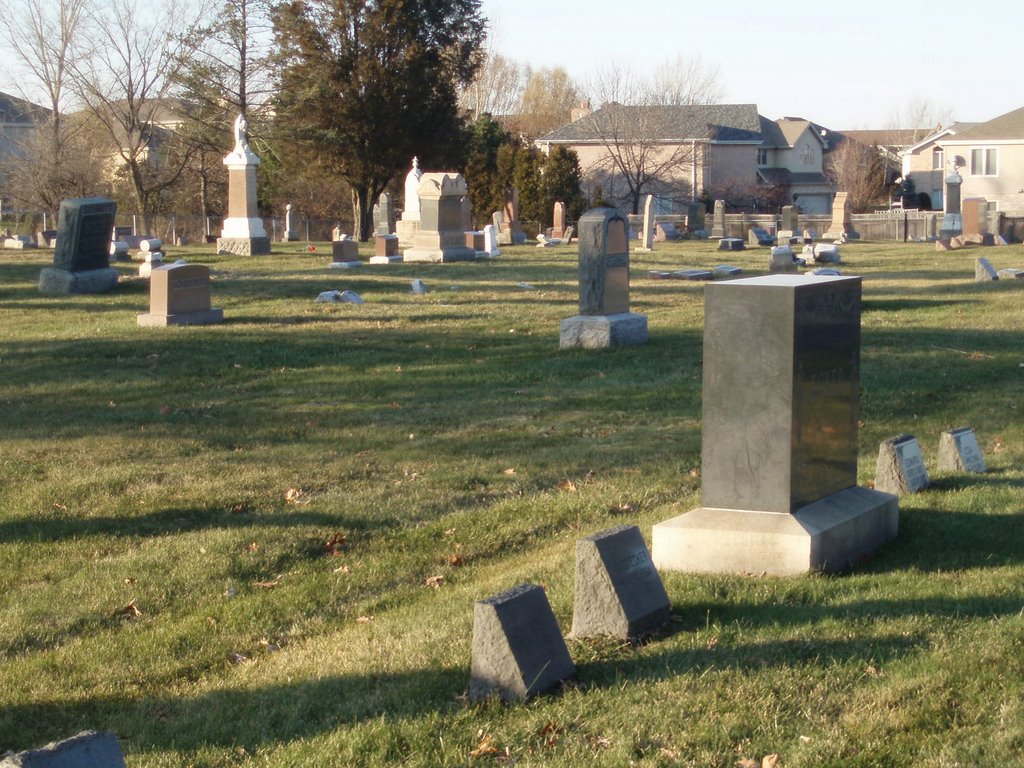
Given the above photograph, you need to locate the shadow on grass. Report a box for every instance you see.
[0,505,392,544]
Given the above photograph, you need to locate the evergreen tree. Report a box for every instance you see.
[272,0,485,239]
[541,147,585,226]
[461,115,511,229]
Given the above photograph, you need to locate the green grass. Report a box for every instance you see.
[1,239,1023,767]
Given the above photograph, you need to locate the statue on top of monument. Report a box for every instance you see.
[233,113,249,153]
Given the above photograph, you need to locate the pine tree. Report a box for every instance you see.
[272,0,485,239]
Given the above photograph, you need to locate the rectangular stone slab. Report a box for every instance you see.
[652,486,898,575]
[51,197,116,273]
[469,584,574,702]
[571,524,670,640]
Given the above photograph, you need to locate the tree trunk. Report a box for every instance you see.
[352,186,371,241]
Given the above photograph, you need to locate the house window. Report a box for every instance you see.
[970,147,998,176]
[932,148,944,170]
[757,148,768,166]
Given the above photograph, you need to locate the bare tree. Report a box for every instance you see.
[577,60,723,214]
[0,0,92,214]
[825,139,891,212]
[649,54,723,106]
[71,0,208,224]
[458,50,525,120]
[886,96,953,146]
[515,66,581,140]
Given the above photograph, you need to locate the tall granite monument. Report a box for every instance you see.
[217,114,270,255]
[652,274,898,575]
[39,197,119,293]
[559,208,648,349]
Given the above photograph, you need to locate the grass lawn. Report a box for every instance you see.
[1,238,1023,767]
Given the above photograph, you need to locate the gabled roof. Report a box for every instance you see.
[538,103,763,144]
[760,116,829,149]
[839,128,926,150]
[0,92,53,123]
[902,122,978,155]
[943,106,1024,142]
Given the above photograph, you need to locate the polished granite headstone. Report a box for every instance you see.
[402,172,477,263]
[39,197,119,293]
[137,263,223,327]
[560,208,648,348]
[937,427,986,473]
[469,584,574,702]
[653,274,898,575]
[571,525,670,641]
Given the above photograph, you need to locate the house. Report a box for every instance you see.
[900,123,977,209]
[938,106,1024,215]
[0,92,53,175]
[535,103,835,214]
[756,117,833,213]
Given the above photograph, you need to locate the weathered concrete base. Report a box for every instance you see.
[329,261,362,269]
[395,219,419,248]
[216,236,270,256]
[38,267,119,294]
[559,313,648,349]
[0,730,127,768]
[137,308,224,327]
[998,268,1024,279]
[651,486,899,575]
[369,255,403,265]
[402,245,477,263]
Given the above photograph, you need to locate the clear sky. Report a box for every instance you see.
[480,0,1017,130]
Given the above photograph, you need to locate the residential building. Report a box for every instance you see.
[939,106,1024,215]
[900,123,978,209]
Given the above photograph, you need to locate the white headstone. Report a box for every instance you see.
[402,157,423,222]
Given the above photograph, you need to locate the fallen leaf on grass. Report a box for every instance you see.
[737,759,759,768]
[993,436,1005,453]
[425,575,445,589]
[52,502,67,512]
[245,542,259,553]
[253,579,279,588]
[762,755,781,768]
[557,478,578,492]
[123,577,137,585]
[446,553,464,567]
[503,467,516,476]
[608,502,634,515]
[228,652,250,665]
[116,599,142,619]
[333,564,351,574]
[230,502,249,514]
[469,733,499,758]
[324,531,347,555]
[865,665,882,677]
[285,488,310,505]
[356,615,373,624]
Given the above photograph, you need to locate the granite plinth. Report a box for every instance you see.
[938,427,986,473]
[652,486,898,575]
[216,236,270,256]
[559,313,648,349]
[38,267,118,294]
[137,308,224,327]
[998,268,1024,279]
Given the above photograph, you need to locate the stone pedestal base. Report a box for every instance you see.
[216,237,270,256]
[403,242,477,263]
[369,255,403,265]
[395,219,419,248]
[651,486,898,575]
[559,313,648,349]
[137,308,224,327]
[39,267,119,294]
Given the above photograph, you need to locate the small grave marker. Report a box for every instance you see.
[137,262,223,327]
[997,268,1024,279]
[975,257,999,281]
[469,584,575,701]
[571,525,670,641]
[875,434,930,494]
[718,237,744,251]
[937,427,986,473]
